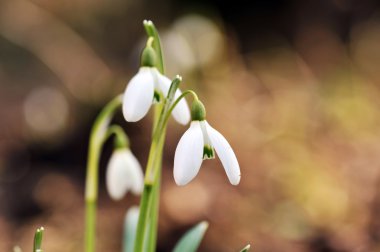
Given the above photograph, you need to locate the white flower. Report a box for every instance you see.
[106,148,144,200]
[122,67,190,125]
[174,120,241,186]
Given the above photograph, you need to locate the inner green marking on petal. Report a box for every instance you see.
[203,145,215,160]
[153,90,161,103]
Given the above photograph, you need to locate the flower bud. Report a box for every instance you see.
[106,148,144,200]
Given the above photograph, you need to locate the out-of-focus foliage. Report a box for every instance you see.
[173,221,208,252]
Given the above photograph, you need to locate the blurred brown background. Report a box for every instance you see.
[1,0,380,251]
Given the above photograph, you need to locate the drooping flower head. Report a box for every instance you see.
[174,99,241,186]
[106,140,144,200]
[122,37,190,125]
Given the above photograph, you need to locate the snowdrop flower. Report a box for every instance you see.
[122,39,190,125]
[174,100,241,186]
[106,148,144,200]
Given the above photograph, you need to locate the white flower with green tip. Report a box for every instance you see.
[122,43,190,125]
[174,100,241,186]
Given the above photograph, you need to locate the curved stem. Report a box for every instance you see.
[106,125,130,149]
[149,77,182,148]
[85,94,123,252]
[145,78,183,183]
[153,89,198,143]
[165,90,198,121]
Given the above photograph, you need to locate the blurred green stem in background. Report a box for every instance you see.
[33,227,44,252]
[85,95,123,252]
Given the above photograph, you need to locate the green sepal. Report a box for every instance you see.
[191,100,206,121]
[173,221,208,252]
[141,46,157,67]
[113,132,129,149]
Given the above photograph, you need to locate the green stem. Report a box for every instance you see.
[134,92,172,251]
[134,20,166,252]
[85,200,96,252]
[85,95,123,252]
[146,124,166,252]
[133,132,164,252]
[133,183,153,252]
[135,20,181,252]
[147,179,159,252]
[106,125,130,149]
[145,76,181,184]
[161,89,198,132]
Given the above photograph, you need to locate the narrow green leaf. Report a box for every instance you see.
[173,221,209,252]
[123,207,139,252]
[33,227,44,252]
[240,244,251,252]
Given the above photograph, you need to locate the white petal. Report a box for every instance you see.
[124,150,144,195]
[122,67,154,122]
[172,88,190,125]
[199,121,213,150]
[174,121,204,185]
[154,70,190,125]
[106,149,144,200]
[153,68,170,97]
[206,122,241,185]
[106,150,130,200]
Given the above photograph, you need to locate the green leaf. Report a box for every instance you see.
[33,227,44,252]
[240,244,251,252]
[173,221,209,252]
[123,207,140,252]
